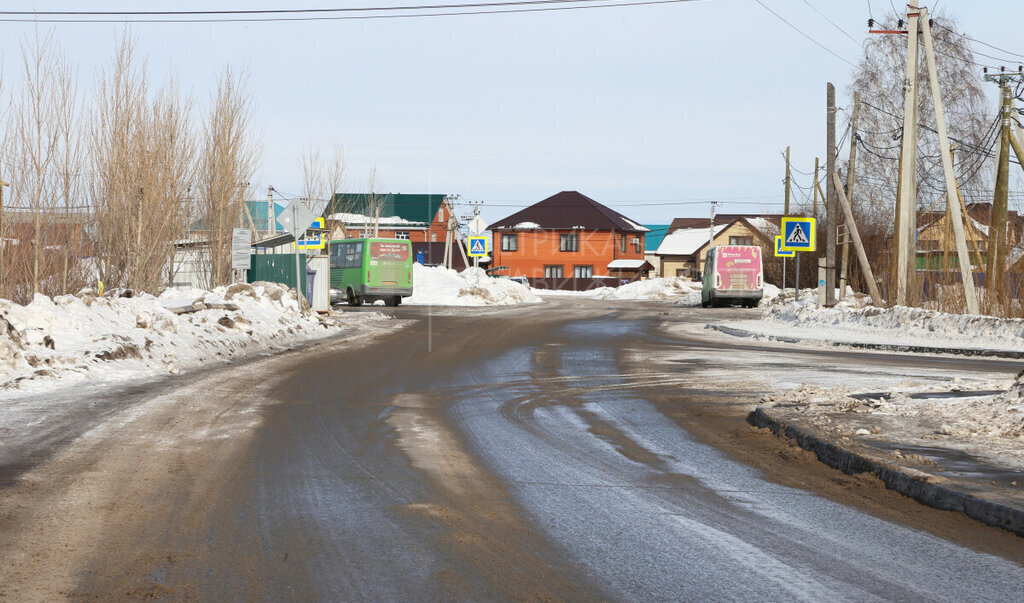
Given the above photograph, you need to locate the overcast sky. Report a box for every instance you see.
[2,1,1020,225]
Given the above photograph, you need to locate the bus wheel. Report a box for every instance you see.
[385,296,400,307]
[347,289,363,306]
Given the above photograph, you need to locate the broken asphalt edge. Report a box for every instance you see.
[748,406,1024,538]
[707,324,1024,359]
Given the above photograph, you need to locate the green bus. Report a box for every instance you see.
[329,238,414,306]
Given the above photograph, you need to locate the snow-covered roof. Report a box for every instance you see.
[744,217,779,238]
[607,259,650,269]
[327,212,427,227]
[622,218,651,232]
[656,225,727,256]
[514,221,541,229]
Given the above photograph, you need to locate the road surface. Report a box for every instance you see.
[1,299,1022,599]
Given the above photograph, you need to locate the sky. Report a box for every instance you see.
[1,1,1021,226]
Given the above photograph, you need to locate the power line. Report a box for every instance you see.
[754,0,856,68]
[799,0,860,46]
[0,0,702,23]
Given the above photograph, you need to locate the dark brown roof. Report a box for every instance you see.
[668,214,784,231]
[489,191,648,232]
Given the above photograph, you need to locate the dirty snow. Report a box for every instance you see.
[535,276,704,304]
[724,291,1024,353]
[405,264,542,306]
[0,282,391,396]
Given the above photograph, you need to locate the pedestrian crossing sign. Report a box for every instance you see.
[468,236,488,257]
[780,217,816,252]
[774,235,795,258]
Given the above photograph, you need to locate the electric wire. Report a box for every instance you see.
[0,0,701,23]
[753,0,857,68]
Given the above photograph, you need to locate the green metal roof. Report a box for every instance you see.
[644,224,671,252]
[323,193,447,225]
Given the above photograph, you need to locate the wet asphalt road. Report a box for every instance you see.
[226,301,1024,599]
[5,299,1024,599]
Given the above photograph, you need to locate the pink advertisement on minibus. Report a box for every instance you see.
[714,245,762,291]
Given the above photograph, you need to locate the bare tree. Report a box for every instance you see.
[849,9,991,225]
[91,35,197,294]
[196,66,258,288]
[365,165,388,238]
[3,32,79,303]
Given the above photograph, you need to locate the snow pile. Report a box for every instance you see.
[761,378,1024,463]
[755,303,1024,352]
[405,264,542,306]
[0,281,362,393]
[595,277,702,303]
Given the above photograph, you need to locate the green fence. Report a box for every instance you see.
[248,254,307,290]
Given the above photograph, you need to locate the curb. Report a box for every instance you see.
[708,324,1024,360]
[748,407,1024,537]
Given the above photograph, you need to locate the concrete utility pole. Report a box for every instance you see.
[920,10,979,314]
[709,201,718,249]
[840,92,860,299]
[825,82,837,307]
[896,0,920,306]
[267,186,275,238]
[833,171,884,307]
[0,176,7,294]
[989,84,1012,294]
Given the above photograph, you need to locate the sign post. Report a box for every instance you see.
[278,199,316,313]
[231,228,252,283]
[774,235,795,298]
[780,217,817,302]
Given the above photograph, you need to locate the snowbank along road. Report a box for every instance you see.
[1,298,1023,599]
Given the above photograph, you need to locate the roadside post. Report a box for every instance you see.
[780,217,817,302]
[278,199,316,315]
[774,235,794,297]
[231,228,252,284]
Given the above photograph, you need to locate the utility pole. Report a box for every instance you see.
[784,147,791,291]
[812,157,820,218]
[920,10,979,314]
[0,176,7,296]
[825,82,837,307]
[895,0,920,306]
[709,201,718,248]
[840,92,860,299]
[988,82,1012,295]
[267,186,275,239]
[833,172,884,307]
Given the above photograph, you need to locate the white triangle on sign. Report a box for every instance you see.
[786,223,809,244]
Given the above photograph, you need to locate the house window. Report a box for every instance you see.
[431,232,437,242]
[396,231,410,240]
[501,233,518,252]
[632,237,642,253]
[729,236,754,245]
[621,235,627,253]
[574,265,593,278]
[360,230,372,238]
[560,233,578,252]
[544,265,564,278]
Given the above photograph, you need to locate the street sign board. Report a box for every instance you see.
[468,236,488,257]
[780,217,816,252]
[296,217,326,251]
[467,215,488,236]
[774,235,795,258]
[279,199,316,242]
[231,228,252,270]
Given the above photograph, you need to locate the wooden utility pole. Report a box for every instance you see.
[812,157,820,218]
[920,10,979,314]
[825,83,837,307]
[895,0,920,306]
[989,84,1012,294]
[840,92,860,299]
[833,172,883,307]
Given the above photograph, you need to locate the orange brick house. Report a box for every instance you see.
[489,191,651,285]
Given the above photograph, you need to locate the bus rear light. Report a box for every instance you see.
[715,273,722,289]
[756,274,762,288]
